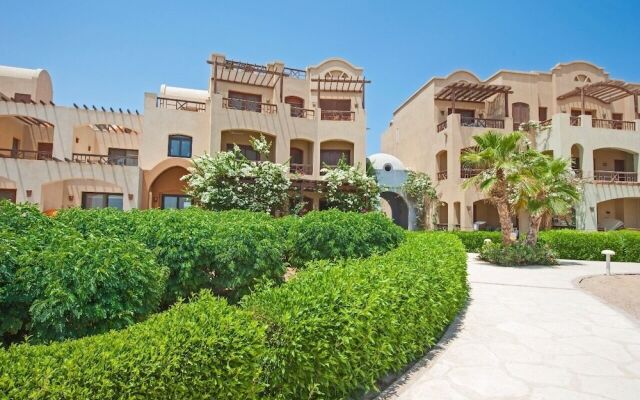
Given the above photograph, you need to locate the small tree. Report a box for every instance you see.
[402,170,437,229]
[321,159,380,212]
[183,136,291,213]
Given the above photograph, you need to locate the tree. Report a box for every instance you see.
[461,131,526,246]
[515,154,581,245]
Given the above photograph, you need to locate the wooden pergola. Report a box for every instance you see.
[557,80,640,116]
[13,116,53,128]
[435,82,513,116]
[311,77,371,109]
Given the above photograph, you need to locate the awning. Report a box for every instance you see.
[557,80,640,104]
[435,82,512,103]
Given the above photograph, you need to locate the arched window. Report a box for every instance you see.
[168,135,192,158]
[574,74,591,83]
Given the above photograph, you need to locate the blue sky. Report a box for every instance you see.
[2,1,639,154]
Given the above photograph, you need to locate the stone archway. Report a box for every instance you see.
[380,191,409,229]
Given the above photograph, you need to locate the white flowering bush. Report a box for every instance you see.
[183,136,291,213]
[402,170,437,228]
[321,159,380,212]
[519,120,543,131]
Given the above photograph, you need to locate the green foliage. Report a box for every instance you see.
[17,236,167,342]
[616,230,640,262]
[401,170,437,228]
[0,292,266,400]
[451,231,503,252]
[538,230,632,261]
[243,232,468,399]
[286,210,405,268]
[479,241,557,266]
[321,158,380,212]
[0,232,25,342]
[0,201,54,233]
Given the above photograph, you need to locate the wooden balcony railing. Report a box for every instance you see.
[156,97,206,112]
[0,148,53,160]
[222,97,277,114]
[72,153,138,166]
[540,119,552,129]
[320,110,355,121]
[290,107,315,119]
[570,116,581,126]
[461,168,483,179]
[593,170,638,183]
[437,170,448,181]
[290,163,313,175]
[461,117,505,129]
[592,119,636,131]
[283,67,306,79]
[436,120,448,132]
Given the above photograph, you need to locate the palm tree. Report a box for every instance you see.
[516,155,581,245]
[461,131,525,246]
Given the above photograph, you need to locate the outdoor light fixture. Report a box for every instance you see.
[466,205,472,212]
[128,194,134,200]
[590,206,595,212]
[68,195,74,201]
[25,189,32,197]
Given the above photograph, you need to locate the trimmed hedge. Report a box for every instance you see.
[451,231,502,252]
[244,232,468,399]
[538,230,640,262]
[286,210,405,268]
[0,292,266,399]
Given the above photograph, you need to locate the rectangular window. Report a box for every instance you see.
[82,192,124,210]
[228,91,262,112]
[538,107,548,121]
[168,135,192,158]
[226,143,260,161]
[108,148,139,166]
[447,108,475,118]
[320,149,351,166]
[0,189,17,203]
[319,99,351,111]
[13,93,31,103]
[162,194,192,209]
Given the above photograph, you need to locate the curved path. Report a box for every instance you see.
[380,255,640,400]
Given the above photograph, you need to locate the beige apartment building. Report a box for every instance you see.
[381,61,640,232]
[0,54,368,211]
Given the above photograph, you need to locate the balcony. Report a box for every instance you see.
[593,170,638,183]
[290,163,313,175]
[290,107,315,119]
[461,168,483,179]
[320,110,355,121]
[461,117,505,129]
[223,98,277,114]
[156,97,206,112]
[72,153,139,166]
[0,148,53,160]
[592,118,636,131]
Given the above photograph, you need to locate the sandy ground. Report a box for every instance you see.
[579,274,640,321]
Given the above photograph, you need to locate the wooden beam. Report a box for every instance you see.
[504,92,509,118]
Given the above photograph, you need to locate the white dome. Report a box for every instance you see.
[368,153,406,171]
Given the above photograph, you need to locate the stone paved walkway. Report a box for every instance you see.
[379,255,640,400]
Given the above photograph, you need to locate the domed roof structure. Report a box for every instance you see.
[368,153,406,171]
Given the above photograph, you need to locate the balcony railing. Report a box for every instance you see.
[437,120,448,132]
[461,117,505,129]
[283,67,306,79]
[290,107,315,119]
[540,119,552,129]
[592,118,636,131]
[0,148,53,160]
[72,153,139,166]
[437,170,448,181]
[320,110,355,121]
[593,170,638,183]
[290,163,313,175]
[461,168,483,179]
[223,98,277,114]
[570,116,581,126]
[156,97,206,112]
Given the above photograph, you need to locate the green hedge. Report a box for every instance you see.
[243,232,468,399]
[451,231,502,252]
[0,292,266,399]
[538,230,640,262]
[286,210,405,268]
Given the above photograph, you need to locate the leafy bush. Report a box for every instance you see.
[17,235,167,342]
[451,231,503,252]
[321,159,380,212]
[478,241,557,266]
[286,210,405,268]
[243,232,468,399]
[0,232,25,343]
[615,230,640,262]
[0,292,266,399]
[538,230,624,261]
[54,207,138,238]
[0,201,54,233]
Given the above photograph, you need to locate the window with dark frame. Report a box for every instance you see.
[13,93,31,103]
[320,149,351,166]
[81,192,124,210]
[538,107,548,121]
[168,135,192,158]
[0,189,17,203]
[161,194,192,210]
[108,148,139,166]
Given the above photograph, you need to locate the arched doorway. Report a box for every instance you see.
[597,197,640,230]
[149,166,191,209]
[380,191,409,229]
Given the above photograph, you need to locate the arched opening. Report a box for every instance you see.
[72,124,139,165]
[320,140,354,173]
[453,201,461,229]
[437,201,448,230]
[0,115,54,160]
[380,191,409,229]
[41,178,125,211]
[472,200,500,231]
[512,102,530,131]
[290,139,313,175]
[597,198,640,230]
[149,166,191,209]
[571,144,583,177]
[436,150,448,180]
[221,130,275,162]
[592,148,638,182]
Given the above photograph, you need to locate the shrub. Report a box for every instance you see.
[321,159,380,212]
[0,292,266,399]
[0,201,54,233]
[244,232,468,399]
[287,210,405,268]
[478,241,557,266]
[538,230,624,261]
[451,231,503,252]
[17,235,168,342]
[0,232,25,343]
[615,230,640,262]
[54,207,138,238]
